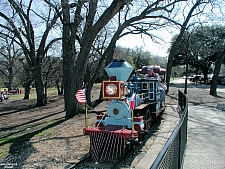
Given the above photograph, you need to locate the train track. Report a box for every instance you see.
[67,153,92,169]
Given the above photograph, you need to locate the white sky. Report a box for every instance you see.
[116,30,175,58]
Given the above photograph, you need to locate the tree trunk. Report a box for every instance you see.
[86,68,92,105]
[56,80,63,95]
[210,49,225,96]
[34,65,46,106]
[23,81,32,100]
[23,87,30,100]
[166,0,201,92]
[61,0,76,119]
[202,64,211,83]
[8,68,13,90]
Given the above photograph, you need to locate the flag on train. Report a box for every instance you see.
[130,93,136,110]
[76,89,86,104]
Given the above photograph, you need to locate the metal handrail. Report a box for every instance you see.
[150,90,188,169]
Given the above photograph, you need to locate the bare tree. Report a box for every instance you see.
[0,36,23,90]
[18,58,33,100]
[0,0,62,106]
[61,0,133,119]
[166,0,209,92]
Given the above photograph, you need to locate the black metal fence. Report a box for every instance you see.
[150,90,188,169]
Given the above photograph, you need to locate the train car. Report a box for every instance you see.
[83,59,166,163]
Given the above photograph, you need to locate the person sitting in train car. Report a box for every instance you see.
[144,67,167,107]
[144,67,161,80]
[160,82,167,107]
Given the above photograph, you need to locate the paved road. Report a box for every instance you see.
[171,78,225,168]
[183,105,225,169]
[171,78,225,93]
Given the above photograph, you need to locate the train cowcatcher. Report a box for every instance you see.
[83,59,166,163]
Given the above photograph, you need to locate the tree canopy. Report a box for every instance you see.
[172,25,225,82]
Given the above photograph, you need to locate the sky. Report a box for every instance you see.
[116,30,175,58]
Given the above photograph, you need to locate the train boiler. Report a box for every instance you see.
[83,59,166,163]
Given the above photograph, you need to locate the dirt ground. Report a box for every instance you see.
[0,83,224,168]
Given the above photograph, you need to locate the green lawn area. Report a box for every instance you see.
[1,84,103,101]
[0,88,59,100]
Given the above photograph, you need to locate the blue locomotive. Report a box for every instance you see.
[83,59,166,162]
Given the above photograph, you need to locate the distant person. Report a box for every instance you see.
[144,67,161,80]
[159,82,167,107]
[0,92,4,102]
[4,94,8,101]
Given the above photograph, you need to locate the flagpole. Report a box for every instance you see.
[132,109,134,131]
[130,93,135,131]
[85,103,88,127]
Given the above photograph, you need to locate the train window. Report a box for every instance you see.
[149,82,154,100]
[149,93,154,100]
[142,82,148,90]
[149,83,153,89]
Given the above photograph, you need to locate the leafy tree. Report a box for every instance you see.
[130,47,153,70]
[190,26,225,82]
[166,0,205,92]
[172,25,225,85]
[210,49,225,96]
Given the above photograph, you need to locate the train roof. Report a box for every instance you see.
[136,66,166,75]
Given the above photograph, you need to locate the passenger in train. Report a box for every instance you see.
[160,83,167,107]
[144,67,161,80]
[144,67,166,107]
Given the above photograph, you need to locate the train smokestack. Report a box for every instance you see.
[105,59,133,82]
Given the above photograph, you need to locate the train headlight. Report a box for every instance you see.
[106,84,117,95]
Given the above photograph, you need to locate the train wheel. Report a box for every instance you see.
[139,131,146,141]
[126,140,135,152]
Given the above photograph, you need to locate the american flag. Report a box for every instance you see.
[130,93,136,110]
[76,89,86,104]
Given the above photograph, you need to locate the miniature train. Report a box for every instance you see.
[83,59,166,162]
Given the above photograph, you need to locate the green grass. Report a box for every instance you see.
[0,119,61,159]
[0,136,19,145]
[0,144,10,159]
[1,88,58,100]
[35,129,55,137]
[34,120,58,137]
[46,88,58,96]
